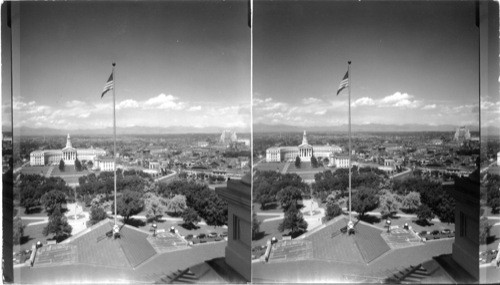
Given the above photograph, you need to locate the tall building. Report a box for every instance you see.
[30,134,106,166]
[454,126,471,142]
[266,131,342,162]
[220,130,238,144]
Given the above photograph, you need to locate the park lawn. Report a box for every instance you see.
[287,161,326,173]
[253,202,283,214]
[254,162,287,172]
[19,166,51,176]
[136,219,227,238]
[15,223,51,253]
[16,206,48,218]
[50,166,89,177]
[362,214,455,233]
[481,206,498,217]
[253,218,285,248]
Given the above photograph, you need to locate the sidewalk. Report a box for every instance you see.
[341,208,442,223]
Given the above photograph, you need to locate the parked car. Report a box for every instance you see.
[220,232,228,237]
[185,234,193,240]
[441,229,451,234]
[208,232,218,238]
[431,230,440,235]
[198,233,206,239]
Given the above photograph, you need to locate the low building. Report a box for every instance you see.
[334,155,350,168]
[94,157,115,171]
[198,141,209,147]
[266,131,341,162]
[30,134,106,166]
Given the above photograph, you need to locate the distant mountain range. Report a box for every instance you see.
[253,123,481,133]
[3,123,489,136]
[11,125,250,136]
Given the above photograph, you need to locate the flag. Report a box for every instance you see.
[101,73,114,98]
[337,71,349,95]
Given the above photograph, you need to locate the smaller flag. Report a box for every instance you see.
[101,73,114,98]
[337,71,349,95]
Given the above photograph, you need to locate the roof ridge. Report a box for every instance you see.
[59,218,112,244]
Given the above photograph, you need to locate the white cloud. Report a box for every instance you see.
[188,106,202,111]
[379,92,420,108]
[422,104,436,110]
[143,93,185,110]
[302,97,321,105]
[64,100,86,108]
[352,97,375,107]
[117,99,139,110]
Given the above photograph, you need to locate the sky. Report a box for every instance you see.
[8,1,250,131]
[253,1,487,129]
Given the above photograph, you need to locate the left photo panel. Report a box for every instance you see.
[3,1,251,283]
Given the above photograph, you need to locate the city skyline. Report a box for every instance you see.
[8,1,250,131]
[253,1,484,128]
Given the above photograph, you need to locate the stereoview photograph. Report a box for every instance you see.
[3,1,251,283]
[251,1,486,283]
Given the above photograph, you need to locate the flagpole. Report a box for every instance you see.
[112,62,117,227]
[348,61,352,223]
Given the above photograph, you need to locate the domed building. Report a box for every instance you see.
[30,134,106,166]
[266,131,342,163]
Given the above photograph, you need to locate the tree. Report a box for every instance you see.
[144,193,167,222]
[41,190,67,215]
[323,157,330,166]
[252,209,261,240]
[254,179,276,210]
[43,207,72,242]
[416,204,434,224]
[351,186,379,218]
[89,206,108,225]
[13,216,25,245]
[59,159,65,172]
[200,192,228,227]
[487,184,500,214]
[402,191,421,213]
[324,202,342,222]
[379,191,400,218]
[295,156,301,168]
[115,190,144,222]
[276,186,303,212]
[311,155,318,168]
[20,185,40,214]
[166,194,187,217]
[90,194,106,208]
[480,216,492,245]
[75,158,82,172]
[278,203,308,237]
[182,208,201,228]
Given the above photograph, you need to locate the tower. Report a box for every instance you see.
[302,130,308,145]
[66,133,72,148]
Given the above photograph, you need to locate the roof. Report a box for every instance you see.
[15,220,228,283]
[253,217,454,283]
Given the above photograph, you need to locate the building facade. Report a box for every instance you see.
[454,126,471,142]
[266,131,342,163]
[93,157,115,171]
[215,173,251,281]
[30,134,106,166]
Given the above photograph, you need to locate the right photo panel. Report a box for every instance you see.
[252,1,485,283]
[479,1,500,284]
